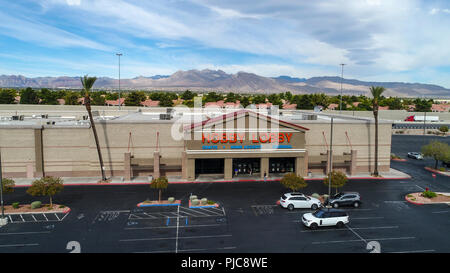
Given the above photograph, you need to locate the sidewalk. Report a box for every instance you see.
[11,168,411,187]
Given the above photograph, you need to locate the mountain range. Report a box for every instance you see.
[1,69,449,98]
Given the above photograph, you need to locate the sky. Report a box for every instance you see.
[0,0,450,88]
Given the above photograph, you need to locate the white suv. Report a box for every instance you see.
[302,208,349,229]
[280,192,322,211]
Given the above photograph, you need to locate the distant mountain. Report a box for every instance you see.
[1,70,449,98]
[272,75,306,83]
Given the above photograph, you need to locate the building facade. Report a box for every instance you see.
[0,108,392,180]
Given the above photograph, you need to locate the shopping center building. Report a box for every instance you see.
[0,107,392,181]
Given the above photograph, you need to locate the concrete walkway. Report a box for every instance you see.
[11,168,411,187]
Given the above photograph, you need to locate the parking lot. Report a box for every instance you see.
[0,135,449,253]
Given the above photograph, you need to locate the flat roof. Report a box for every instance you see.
[0,108,391,129]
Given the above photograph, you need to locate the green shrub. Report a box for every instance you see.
[207,200,215,205]
[439,167,446,172]
[311,193,321,199]
[407,194,413,198]
[12,202,19,209]
[422,191,437,199]
[31,201,42,209]
[201,198,207,204]
[58,205,65,208]
[190,195,197,201]
[168,197,175,203]
[191,199,200,206]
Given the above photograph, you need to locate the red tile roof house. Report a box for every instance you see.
[78,97,85,105]
[205,100,226,108]
[282,103,297,110]
[224,101,241,108]
[431,103,450,112]
[105,98,125,106]
[407,105,416,111]
[140,99,160,107]
[14,96,21,103]
[378,106,389,110]
[57,98,65,105]
[327,103,339,110]
[255,102,273,109]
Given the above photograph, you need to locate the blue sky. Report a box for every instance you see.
[0,0,450,88]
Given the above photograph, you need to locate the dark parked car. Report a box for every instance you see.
[326,192,361,208]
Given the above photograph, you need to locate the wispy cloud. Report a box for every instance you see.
[0,0,449,87]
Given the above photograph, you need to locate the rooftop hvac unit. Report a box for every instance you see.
[166,108,173,114]
[12,115,24,121]
[41,114,48,119]
[159,114,172,120]
[46,121,56,125]
[82,115,88,120]
[304,114,317,120]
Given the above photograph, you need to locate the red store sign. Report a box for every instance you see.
[202,132,293,144]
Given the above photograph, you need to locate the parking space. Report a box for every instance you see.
[6,212,69,224]
[117,205,233,253]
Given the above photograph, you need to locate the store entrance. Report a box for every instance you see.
[232,158,260,176]
[195,158,224,175]
[269,157,295,174]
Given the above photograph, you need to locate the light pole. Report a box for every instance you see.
[327,117,334,207]
[339,63,346,113]
[0,149,5,221]
[116,53,122,110]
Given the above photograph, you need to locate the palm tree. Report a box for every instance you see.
[81,75,107,181]
[370,86,386,176]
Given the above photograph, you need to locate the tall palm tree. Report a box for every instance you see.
[81,75,107,181]
[370,86,386,176]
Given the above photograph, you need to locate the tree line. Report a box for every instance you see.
[0,87,437,111]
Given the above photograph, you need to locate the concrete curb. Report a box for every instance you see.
[137,200,181,207]
[424,167,450,177]
[391,158,407,162]
[405,192,450,205]
[188,200,219,209]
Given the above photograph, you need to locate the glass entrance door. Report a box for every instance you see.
[232,158,260,176]
[269,158,295,173]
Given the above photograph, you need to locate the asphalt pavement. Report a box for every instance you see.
[0,135,448,253]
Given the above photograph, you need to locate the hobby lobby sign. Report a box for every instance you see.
[202,132,293,144]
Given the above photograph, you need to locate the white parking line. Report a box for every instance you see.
[432,210,450,214]
[54,213,60,221]
[42,213,48,221]
[351,217,385,220]
[387,250,435,253]
[312,237,415,244]
[0,231,51,236]
[178,209,199,217]
[19,214,25,222]
[196,207,224,216]
[0,243,39,248]
[120,234,232,242]
[31,214,37,222]
[133,246,237,253]
[300,226,399,233]
[124,224,224,230]
[8,215,13,223]
[175,205,180,254]
[415,185,425,191]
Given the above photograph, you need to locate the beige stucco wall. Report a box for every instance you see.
[0,118,391,178]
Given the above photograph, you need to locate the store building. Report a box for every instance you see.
[0,107,392,180]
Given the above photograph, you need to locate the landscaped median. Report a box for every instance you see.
[424,167,450,177]
[405,191,450,205]
[188,195,219,208]
[2,202,70,214]
[391,154,407,162]
[137,198,181,207]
